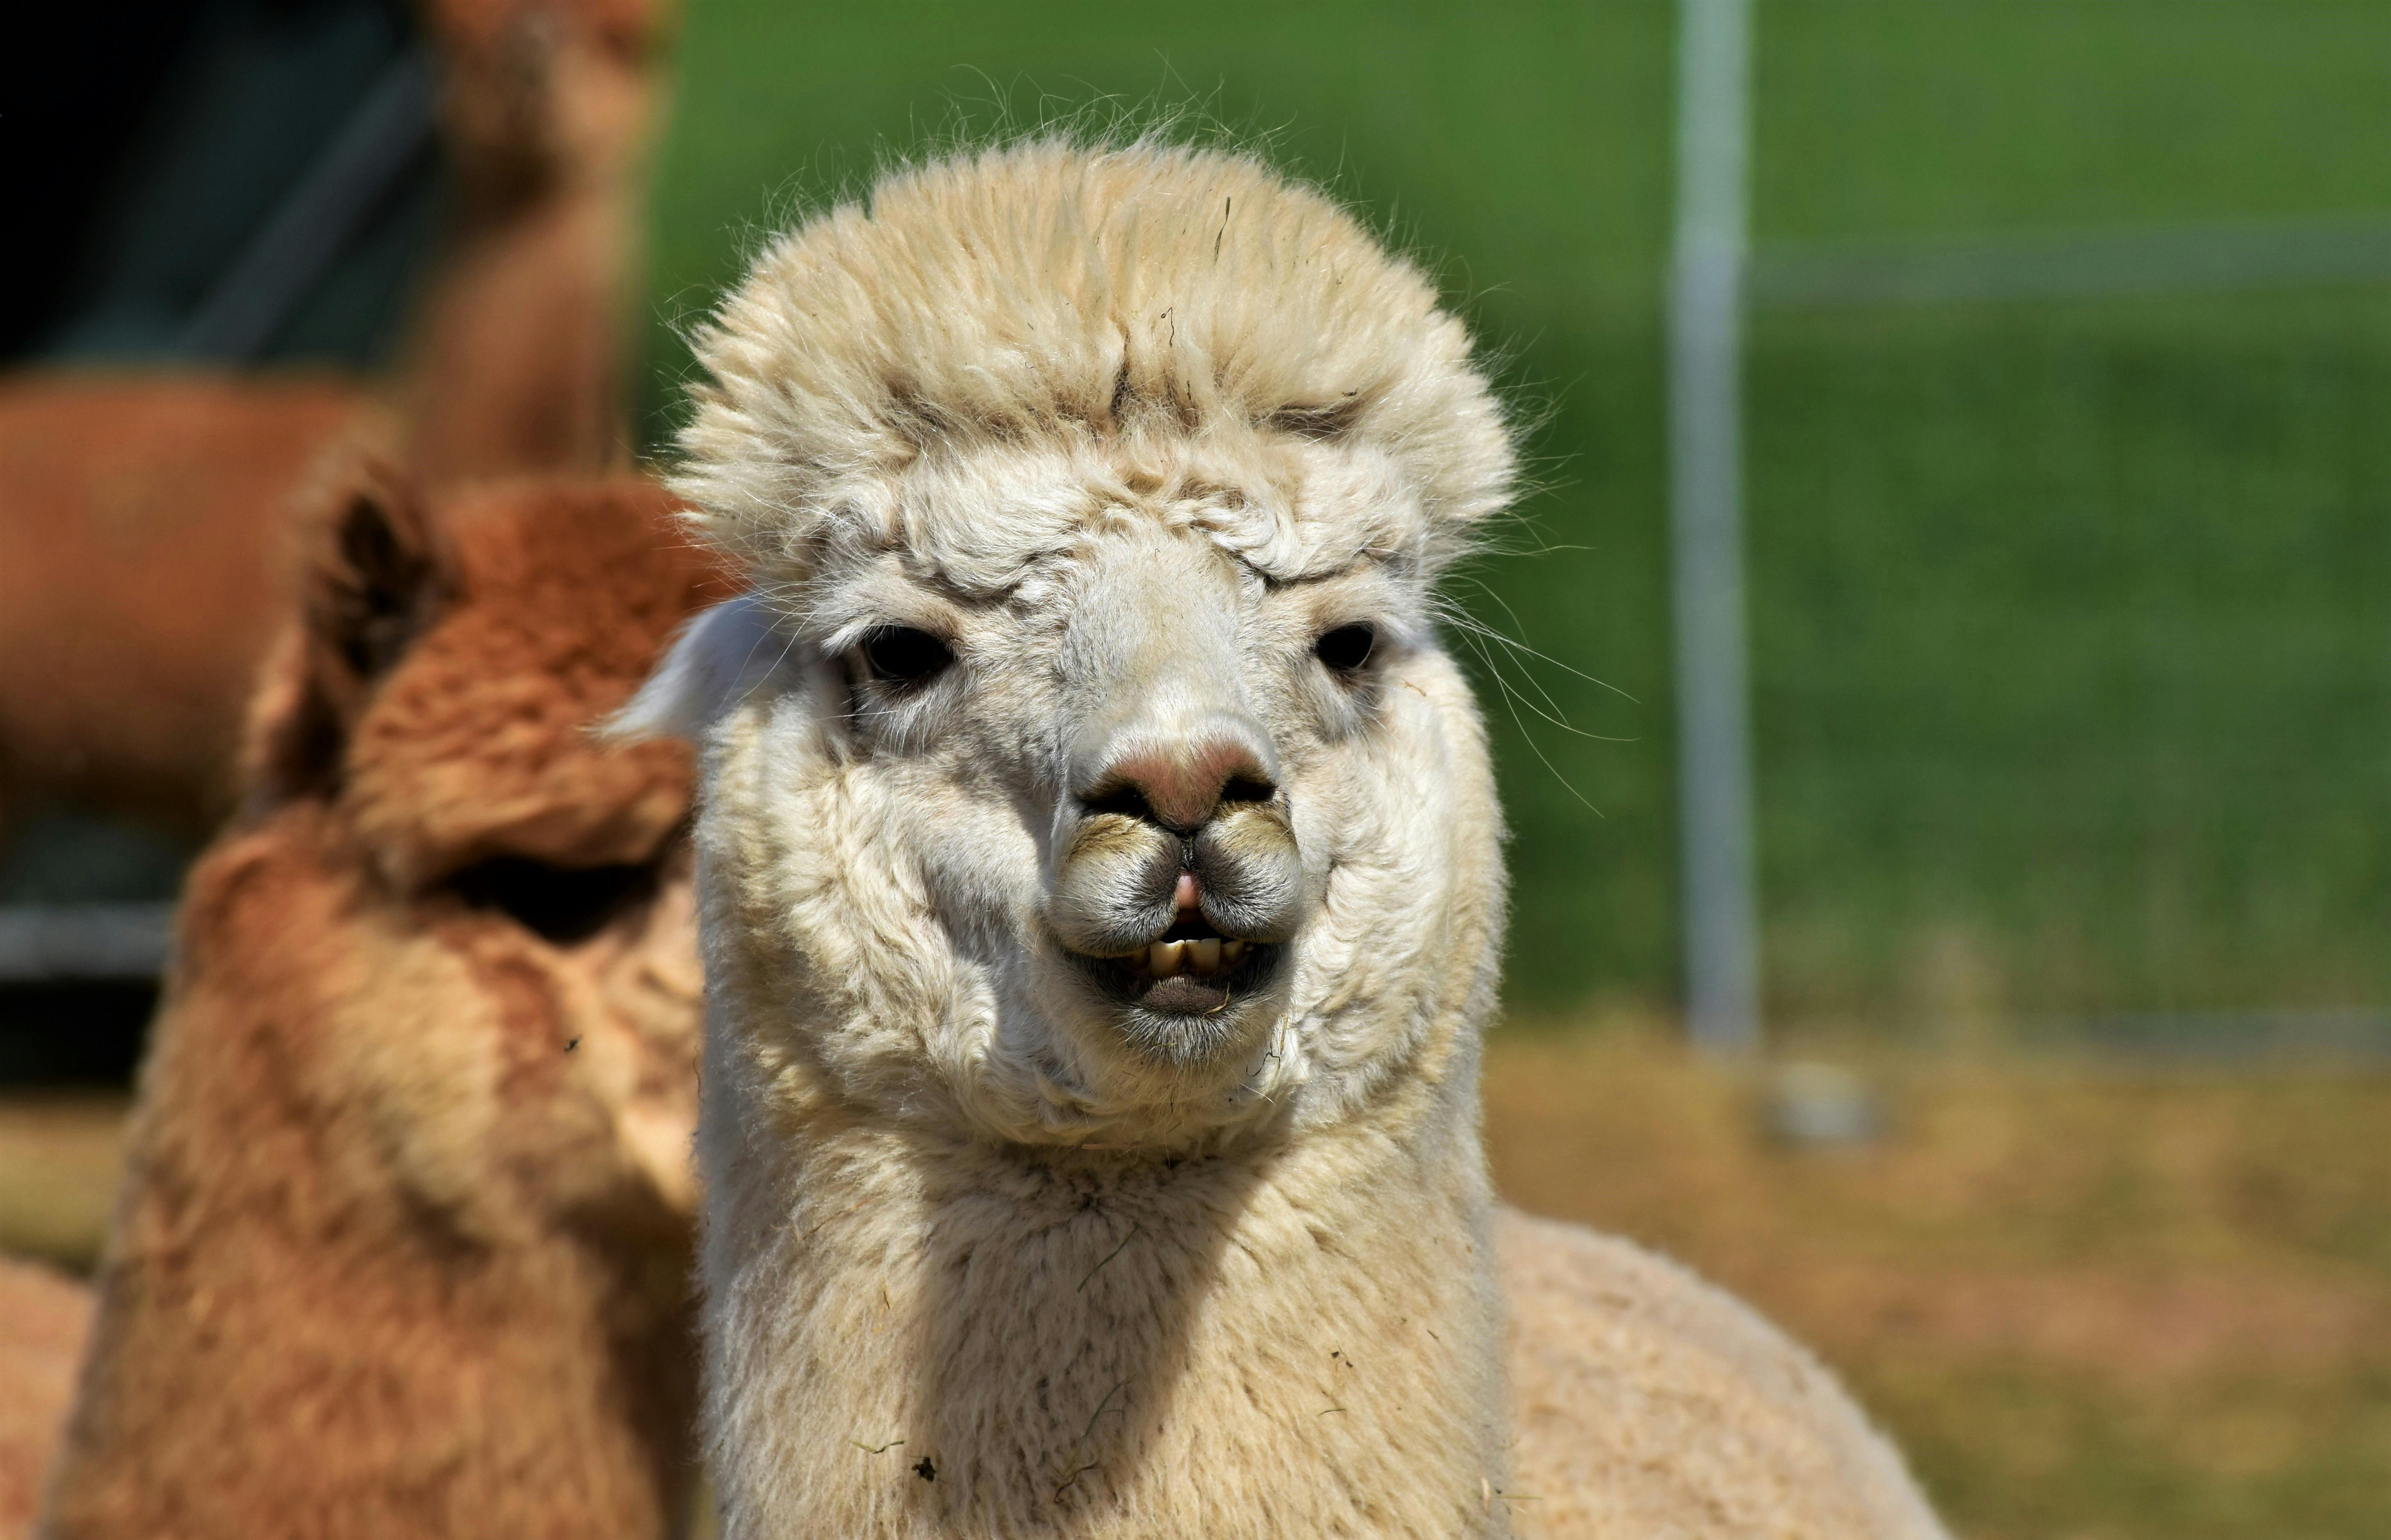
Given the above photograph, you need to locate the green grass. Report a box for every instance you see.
[644,0,2391,1019]
[1750,287,2391,1021]
[1757,0,2391,240]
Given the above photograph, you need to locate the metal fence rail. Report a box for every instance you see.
[1750,215,2391,311]
[0,904,177,983]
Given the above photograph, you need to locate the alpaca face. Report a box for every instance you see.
[650,434,1505,1144]
[644,143,1519,1144]
[250,472,722,1232]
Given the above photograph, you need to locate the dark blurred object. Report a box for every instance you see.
[0,986,156,1084]
[174,46,439,361]
[0,909,176,984]
[4,0,437,368]
[0,3,203,358]
[0,811,183,1077]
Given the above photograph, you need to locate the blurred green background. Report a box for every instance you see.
[643,0,2391,1030]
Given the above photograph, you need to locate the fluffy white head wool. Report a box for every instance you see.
[673,137,1516,583]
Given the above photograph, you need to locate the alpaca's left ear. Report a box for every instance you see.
[243,457,458,806]
[605,593,775,744]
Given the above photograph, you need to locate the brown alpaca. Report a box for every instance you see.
[34,468,724,1540]
[400,0,677,482]
[0,0,675,842]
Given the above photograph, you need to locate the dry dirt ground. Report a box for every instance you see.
[1484,1026,2391,1540]
[3,1029,2386,1538]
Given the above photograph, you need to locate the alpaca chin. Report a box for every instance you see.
[1065,942,1288,1075]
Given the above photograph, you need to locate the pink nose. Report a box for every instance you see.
[1082,735,1278,832]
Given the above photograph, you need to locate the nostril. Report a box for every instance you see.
[1082,783,1160,824]
[1220,776,1277,806]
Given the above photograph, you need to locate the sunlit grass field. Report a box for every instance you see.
[642,0,2391,1024]
[1749,287,2391,1022]
[638,20,2389,1523]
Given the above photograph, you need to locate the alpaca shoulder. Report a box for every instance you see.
[1497,1207,1948,1540]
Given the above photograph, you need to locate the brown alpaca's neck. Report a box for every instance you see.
[705,1066,1513,1539]
[43,828,694,1540]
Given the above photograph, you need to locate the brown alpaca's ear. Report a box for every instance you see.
[245,460,456,806]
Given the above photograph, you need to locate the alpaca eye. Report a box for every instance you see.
[860,626,954,686]
[447,857,660,945]
[1314,623,1376,673]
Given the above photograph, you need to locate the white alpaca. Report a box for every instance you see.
[623,140,1946,1538]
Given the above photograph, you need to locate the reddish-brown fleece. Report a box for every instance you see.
[0,0,677,839]
[0,1262,89,1537]
[34,470,726,1540]
[401,0,677,482]
[0,376,372,831]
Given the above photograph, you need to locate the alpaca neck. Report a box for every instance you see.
[704,1034,1513,1539]
[44,822,693,1540]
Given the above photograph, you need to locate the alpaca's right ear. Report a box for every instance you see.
[245,458,456,805]
[606,593,776,744]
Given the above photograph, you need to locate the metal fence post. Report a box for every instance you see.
[1669,0,1762,1054]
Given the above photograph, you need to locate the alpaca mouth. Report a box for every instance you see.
[1067,912,1279,1017]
